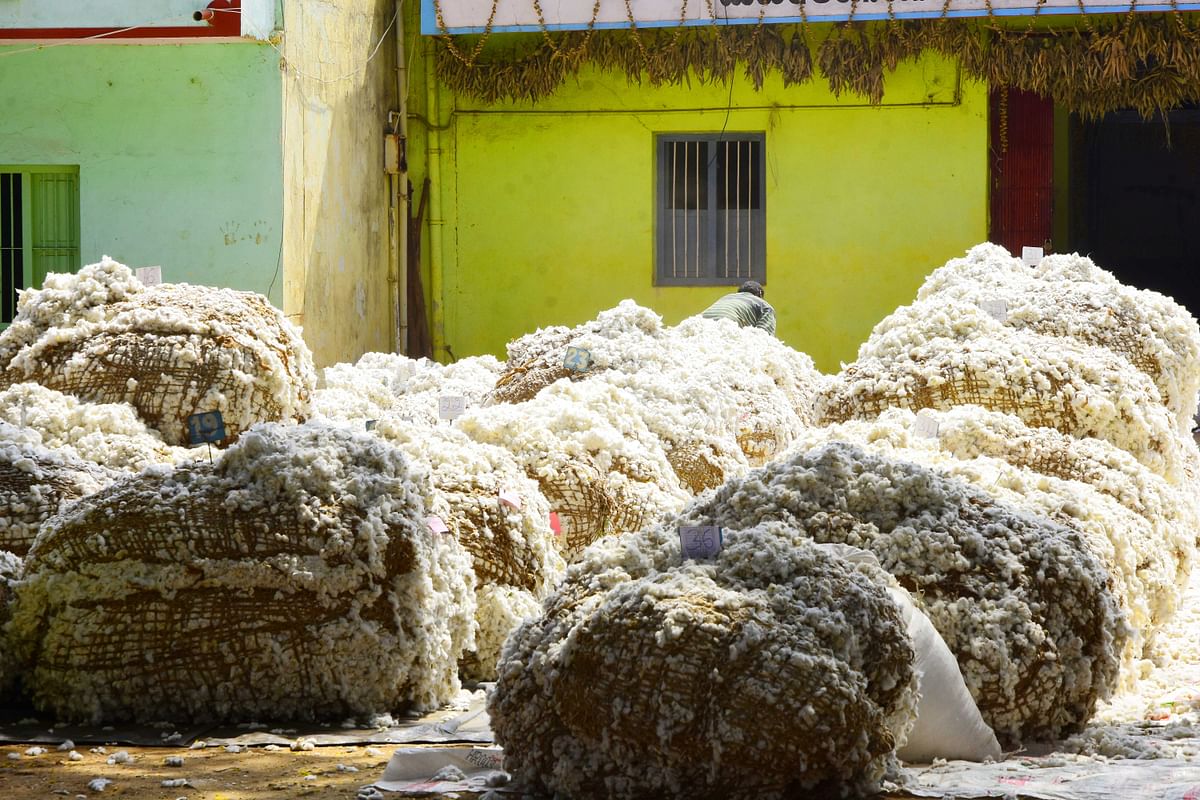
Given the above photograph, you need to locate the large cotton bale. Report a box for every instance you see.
[914,244,1200,432]
[0,257,316,447]
[372,420,565,681]
[8,423,475,723]
[0,550,21,699]
[819,301,1182,480]
[786,411,1177,682]
[459,380,691,560]
[0,431,117,556]
[490,522,918,800]
[676,442,1123,743]
[484,302,824,470]
[0,383,191,472]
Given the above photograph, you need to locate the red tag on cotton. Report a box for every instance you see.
[499,490,522,510]
[549,512,562,536]
[426,516,450,534]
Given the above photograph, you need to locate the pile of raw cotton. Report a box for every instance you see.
[916,243,1200,431]
[369,419,565,680]
[6,423,475,723]
[0,257,316,446]
[485,300,824,470]
[316,351,503,426]
[786,410,1178,682]
[0,382,192,472]
[489,521,920,799]
[458,379,692,560]
[0,429,116,555]
[674,442,1122,743]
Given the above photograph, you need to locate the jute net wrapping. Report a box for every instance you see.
[818,312,1182,481]
[490,522,917,800]
[460,380,691,561]
[8,423,475,723]
[913,244,1200,433]
[484,302,822,491]
[0,383,191,473]
[786,413,1181,686]
[0,550,20,699]
[0,433,116,556]
[372,420,565,681]
[677,442,1123,744]
[0,258,316,447]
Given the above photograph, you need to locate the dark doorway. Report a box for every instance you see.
[1067,108,1200,317]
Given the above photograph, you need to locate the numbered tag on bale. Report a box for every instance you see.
[563,346,593,373]
[427,516,451,534]
[679,526,723,560]
[1021,246,1044,267]
[134,266,162,286]
[978,299,1008,323]
[912,411,940,440]
[499,489,522,510]
[365,419,378,432]
[439,396,466,421]
[186,411,226,446]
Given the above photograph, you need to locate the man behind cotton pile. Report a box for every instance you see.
[699,280,776,335]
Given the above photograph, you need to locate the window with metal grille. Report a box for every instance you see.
[655,134,765,286]
[1,166,80,326]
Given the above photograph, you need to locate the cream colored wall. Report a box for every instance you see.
[282,0,398,369]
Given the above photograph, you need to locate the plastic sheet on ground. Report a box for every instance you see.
[0,689,493,748]
[899,756,1200,799]
[371,745,507,794]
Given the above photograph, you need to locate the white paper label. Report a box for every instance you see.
[438,396,466,421]
[426,516,450,534]
[679,526,723,560]
[1021,246,1044,267]
[563,346,593,373]
[912,411,940,439]
[499,490,522,510]
[135,266,162,286]
[979,299,1008,323]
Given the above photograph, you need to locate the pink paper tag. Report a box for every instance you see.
[499,490,522,510]
[549,512,562,536]
[426,516,450,534]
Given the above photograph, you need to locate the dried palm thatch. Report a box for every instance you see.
[0,260,315,448]
[677,442,1123,744]
[490,522,918,799]
[8,423,475,723]
[435,13,1200,119]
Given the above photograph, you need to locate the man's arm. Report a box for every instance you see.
[758,303,777,336]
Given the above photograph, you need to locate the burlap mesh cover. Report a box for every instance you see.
[665,443,727,494]
[486,325,584,406]
[9,424,475,723]
[677,442,1123,744]
[0,443,113,556]
[490,523,917,800]
[0,282,315,447]
[532,455,656,560]
[817,344,1179,479]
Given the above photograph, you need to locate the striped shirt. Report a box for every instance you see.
[701,291,777,335]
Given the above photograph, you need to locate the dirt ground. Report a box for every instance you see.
[0,741,465,800]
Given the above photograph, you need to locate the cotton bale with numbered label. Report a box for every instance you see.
[0,257,315,447]
[6,422,475,723]
[489,522,919,799]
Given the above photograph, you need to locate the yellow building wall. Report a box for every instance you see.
[282,0,398,369]
[412,40,989,373]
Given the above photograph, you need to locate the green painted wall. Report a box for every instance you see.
[415,43,989,373]
[0,42,284,304]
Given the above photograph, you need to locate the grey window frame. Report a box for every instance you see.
[654,133,766,287]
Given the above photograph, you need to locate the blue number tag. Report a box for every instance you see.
[679,526,723,560]
[563,346,593,373]
[186,411,226,446]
